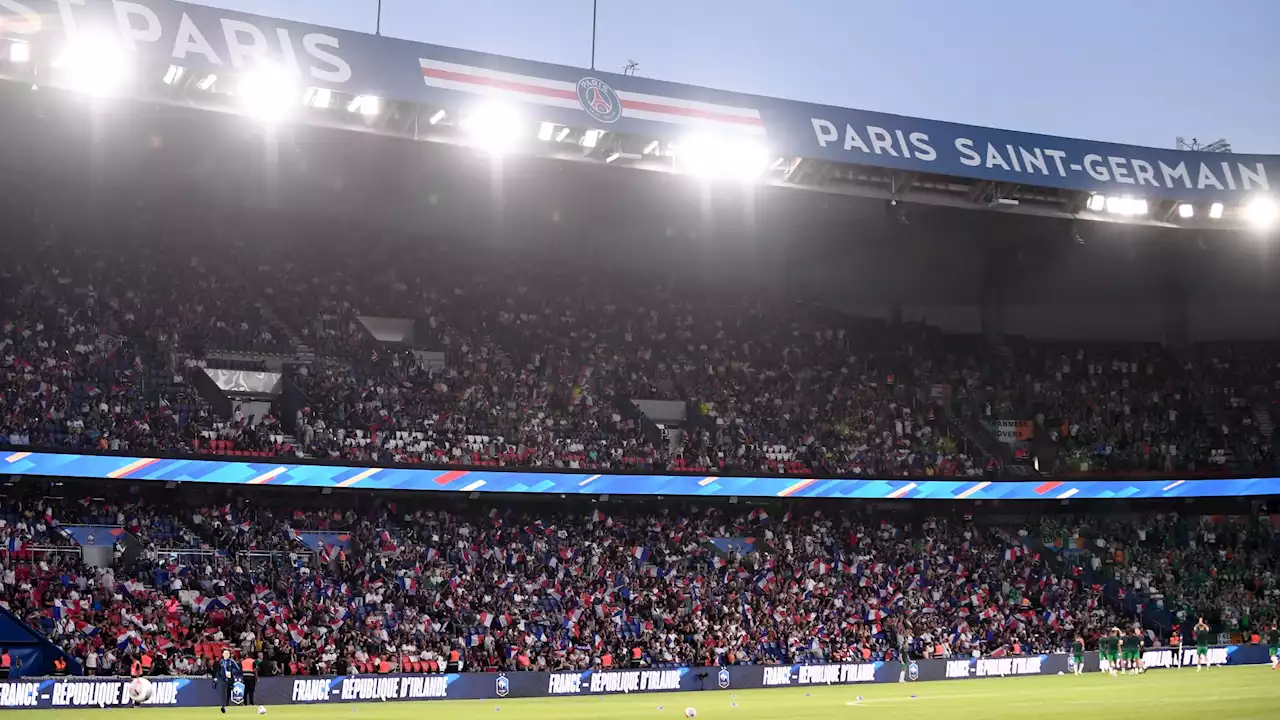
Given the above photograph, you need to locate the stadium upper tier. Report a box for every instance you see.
[0,0,1278,230]
[0,180,1276,480]
[3,479,1275,675]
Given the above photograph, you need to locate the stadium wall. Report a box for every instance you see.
[0,647,1263,709]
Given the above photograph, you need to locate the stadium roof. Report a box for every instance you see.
[0,0,1277,233]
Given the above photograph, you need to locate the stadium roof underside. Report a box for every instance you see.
[0,0,1276,234]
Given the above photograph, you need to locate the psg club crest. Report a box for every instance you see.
[907,662,920,681]
[495,673,510,698]
[231,681,246,705]
[576,77,622,123]
[717,667,730,689]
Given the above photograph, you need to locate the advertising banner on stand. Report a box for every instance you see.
[0,647,1266,710]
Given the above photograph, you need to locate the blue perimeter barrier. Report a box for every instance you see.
[0,646,1266,709]
[5,450,1280,501]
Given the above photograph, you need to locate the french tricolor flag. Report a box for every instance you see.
[193,595,216,613]
[425,548,440,563]
[479,612,495,628]
[866,609,885,621]
[5,537,21,553]
[630,547,650,564]
[217,593,235,608]
[398,577,418,592]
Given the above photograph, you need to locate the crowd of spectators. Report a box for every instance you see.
[1,182,1279,478]
[1039,512,1280,634]
[1,482,1135,676]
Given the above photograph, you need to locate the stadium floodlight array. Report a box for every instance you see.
[1177,203,1195,219]
[461,102,526,153]
[9,41,30,64]
[1242,195,1279,229]
[1208,202,1225,220]
[1102,196,1149,217]
[674,135,773,181]
[305,87,333,110]
[348,95,380,117]
[52,34,130,96]
[162,65,184,86]
[236,64,301,122]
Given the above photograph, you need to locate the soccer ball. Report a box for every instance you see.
[685,708,697,718]
[127,677,154,703]
[258,706,268,715]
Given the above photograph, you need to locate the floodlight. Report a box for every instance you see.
[428,109,446,125]
[9,41,30,64]
[1177,203,1194,219]
[305,87,332,109]
[538,122,556,142]
[461,103,525,153]
[1104,196,1147,217]
[1208,202,1224,220]
[554,127,571,142]
[643,140,660,155]
[54,34,131,96]
[196,74,217,91]
[1086,194,1106,212]
[580,130,602,149]
[162,65,184,86]
[348,95,380,117]
[237,64,299,122]
[1243,195,1279,230]
[675,135,772,181]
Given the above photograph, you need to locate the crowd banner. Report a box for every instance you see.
[0,647,1265,710]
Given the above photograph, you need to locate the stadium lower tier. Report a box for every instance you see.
[1,478,1276,679]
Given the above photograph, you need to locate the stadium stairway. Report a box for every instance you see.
[0,604,82,678]
[261,305,316,363]
[1252,405,1275,442]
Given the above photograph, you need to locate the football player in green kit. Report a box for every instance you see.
[1194,618,1211,672]
[1267,624,1279,670]
[1103,629,1120,676]
[1129,628,1146,674]
[1071,636,1086,675]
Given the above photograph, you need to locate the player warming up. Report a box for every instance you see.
[1103,628,1120,677]
[1194,618,1211,672]
[1267,624,1279,670]
[214,648,244,713]
[1072,635,1086,675]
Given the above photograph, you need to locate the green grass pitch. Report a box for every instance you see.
[11,666,1280,720]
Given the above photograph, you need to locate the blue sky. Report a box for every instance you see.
[197,0,1280,152]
